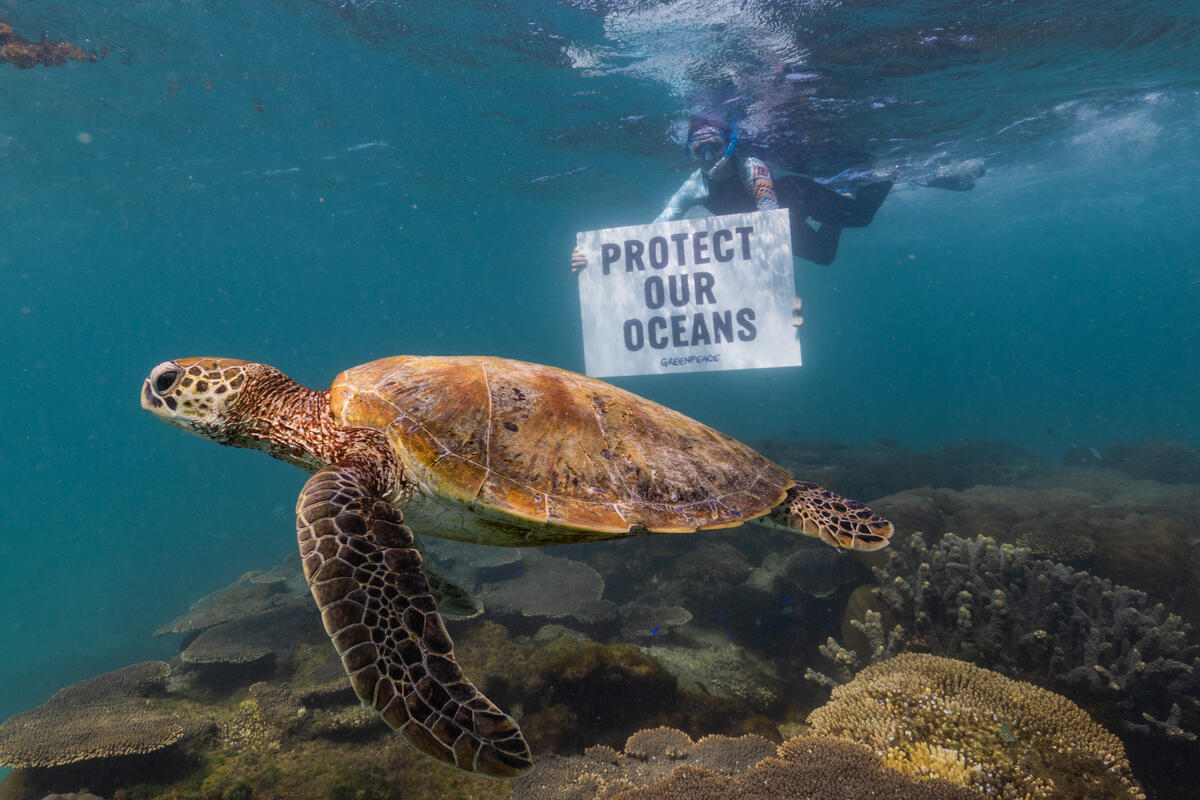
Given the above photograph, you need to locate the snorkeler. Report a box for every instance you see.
[572,114,895,272]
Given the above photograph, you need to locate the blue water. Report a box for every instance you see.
[1,0,1197,753]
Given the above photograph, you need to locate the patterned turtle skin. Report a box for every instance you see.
[141,355,892,780]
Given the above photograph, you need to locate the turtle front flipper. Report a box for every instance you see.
[768,482,894,551]
[296,466,532,779]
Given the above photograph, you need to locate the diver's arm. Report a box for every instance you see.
[654,169,709,222]
[741,157,780,211]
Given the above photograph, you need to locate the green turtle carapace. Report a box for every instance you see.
[141,355,892,778]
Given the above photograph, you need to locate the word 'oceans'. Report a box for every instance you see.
[623,309,756,352]
[600,226,755,275]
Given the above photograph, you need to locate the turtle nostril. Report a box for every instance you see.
[154,369,182,395]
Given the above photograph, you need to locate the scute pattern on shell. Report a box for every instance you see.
[330,356,792,535]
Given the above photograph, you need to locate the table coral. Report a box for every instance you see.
[0,663,187,768]
[808,653,1145,800]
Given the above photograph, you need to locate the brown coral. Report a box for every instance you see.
[0,662,186,768]
[807,653,1145,800]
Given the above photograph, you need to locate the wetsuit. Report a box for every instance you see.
[656,157,892,266]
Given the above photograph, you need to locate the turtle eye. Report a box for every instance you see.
[154,368,182,395]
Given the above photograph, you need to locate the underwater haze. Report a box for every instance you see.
[2,0,1199,796]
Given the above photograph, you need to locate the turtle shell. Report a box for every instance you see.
[329,356,792,535]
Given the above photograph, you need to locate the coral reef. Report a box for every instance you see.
[808,653,1144,800]
[755,437,1043,500]
[450,621,776,755]
[10,435,1199,798]
[0,662,503,800]
[155,555,312,637]
[511,727,775,799]
[0,20,103,69]
[476,551,613,625]
[811,533,1200,745]
[868,476,1200,625]
[1103,439,1200,484]
[1013,528,1096,564]
[513,728,978,800]
[0,663,200,769]
[640,628,785,711]
[180,606,321,676]
[617,602,691,638]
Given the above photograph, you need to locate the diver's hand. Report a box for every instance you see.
[793,297,803,328]
[571,247,588,274]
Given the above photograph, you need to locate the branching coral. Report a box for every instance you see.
[808,653,1144,800]
[811,532,1200,742]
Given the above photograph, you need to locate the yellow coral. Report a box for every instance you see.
[808,653,1144,800]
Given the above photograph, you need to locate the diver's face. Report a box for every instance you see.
[687,127,728,167]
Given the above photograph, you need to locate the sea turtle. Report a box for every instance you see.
[141,355,892,779]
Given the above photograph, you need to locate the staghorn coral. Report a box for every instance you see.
[808,653,1144,800]
[812,532,1200,742]
[0,663,189,768]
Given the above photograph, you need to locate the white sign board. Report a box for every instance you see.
[576,208,802,377]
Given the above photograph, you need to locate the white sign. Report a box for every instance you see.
[576,209,802,377]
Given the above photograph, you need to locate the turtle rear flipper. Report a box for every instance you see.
[296,466,532,779]
[767,482,893,551]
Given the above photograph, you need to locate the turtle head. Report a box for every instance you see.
[141,358,274,441]
[143,357,385,475]
[143,355,336,462]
